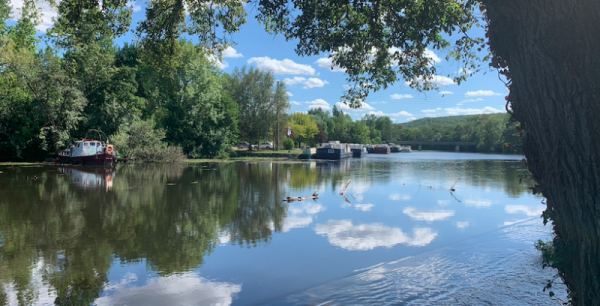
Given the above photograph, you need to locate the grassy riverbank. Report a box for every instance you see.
[186,156,296,163]
[0,162,44,166]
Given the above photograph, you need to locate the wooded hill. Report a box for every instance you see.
[401,114,506,129]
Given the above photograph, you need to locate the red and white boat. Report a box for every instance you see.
[58,130,116,166]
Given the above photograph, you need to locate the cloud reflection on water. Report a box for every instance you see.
[282,202,326,232]
[464,199,493,208]
[403,207,455,222]
[354,204,374,212]
[95,272,241,306]
[504,205,544,217]
[315,220,437,251]
[389,194,411,201]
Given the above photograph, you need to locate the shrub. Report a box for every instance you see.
[283,138,294,150]
[110,120,185,162]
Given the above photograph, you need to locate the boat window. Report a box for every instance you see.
[96,142,101,146]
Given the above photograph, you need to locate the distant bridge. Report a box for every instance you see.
[393,141,476,151]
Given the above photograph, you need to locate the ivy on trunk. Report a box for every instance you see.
[484,0,600,303]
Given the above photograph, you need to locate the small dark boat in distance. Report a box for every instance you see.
[349,144,368,158]
[373,144,391,154]
[365,145,374,153]
[390,144,401,153]
[314,141,352,159]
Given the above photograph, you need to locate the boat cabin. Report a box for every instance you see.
[69,140,105,157]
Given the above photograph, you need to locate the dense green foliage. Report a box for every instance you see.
[0,4,289,161]
[289,113,319,148]
[399,113,521,153]
[307,107,403,145]
[401,114,500,129]
[225,67,286,151]
[298,108,519,153]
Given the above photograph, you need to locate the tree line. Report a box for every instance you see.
[287,108,520,154]
[0,4,291,161]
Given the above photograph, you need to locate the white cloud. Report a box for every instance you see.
[389,194,411,201]
[445,106,504,116]
[290,101,303,106]
[456,221,470,229]
[315,57,345,72]
[405,75,455,87]
[464,199,493,208]
[457,98,484,106]
[355,204,374,212]
[303,78,329,89]
[285,91,293,97]
[437,200,451,206]
[9,0,57,32]
[390,94,414,100]
[388,47,441,66]
[315,220,437,250]
[465,90,502,97]
[421,109,437,114]
[336,101,375,112]
[222,46,243,58]
[403,207,455,222]
[424,49,442,63]
[368,111,413,118]
[247,57,315,75]
[457,68,473,75]
[407,117,417,121]
[126,1,142,12]
[284,76,306,85]
[284,77,329,89]
[305,99,331,110]
[206,55,229,69]
[439,91,454,95]
[505,205,545,217]
[95,273,241,306]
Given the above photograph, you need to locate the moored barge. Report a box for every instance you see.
[349,144,368,158]
[373,144,391,154]
[314,141,352,159]
[58,130,116,166]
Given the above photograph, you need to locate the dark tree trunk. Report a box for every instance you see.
[483,0,600,304]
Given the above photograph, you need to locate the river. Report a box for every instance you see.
[0,152,566,305]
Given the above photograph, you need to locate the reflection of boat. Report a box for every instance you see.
[373,144,391,154]
[60,166,115,191]
[390,144,401,153]
[349,144,368,158]
[401,145,412,153]
[315,141,352,159]
[58,130,116,166]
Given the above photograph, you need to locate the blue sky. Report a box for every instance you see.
[10,0,509,123]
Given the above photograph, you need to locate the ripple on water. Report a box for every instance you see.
[267,219,567,305]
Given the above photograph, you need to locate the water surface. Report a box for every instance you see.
[0,152,560,305]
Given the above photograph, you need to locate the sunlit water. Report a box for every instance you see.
[0,152,566,305]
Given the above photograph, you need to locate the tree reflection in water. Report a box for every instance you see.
[0,159,533,305]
